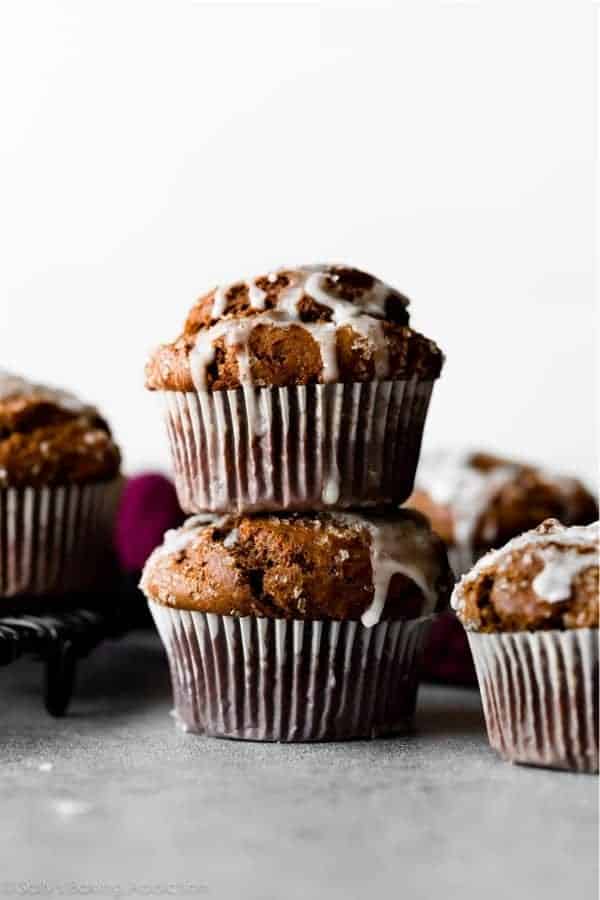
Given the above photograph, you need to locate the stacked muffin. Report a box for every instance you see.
[141,264,453,741]
[0,370,121,601]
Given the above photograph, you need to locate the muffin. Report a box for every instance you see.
[145,264,444,514]
[408,450,597,576]
[141,508,453,741]
[452,519,599,772]
[407,450,598,685]
[0,370,121,599]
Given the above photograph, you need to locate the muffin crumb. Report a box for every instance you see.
[0,371,120,487]
[452,519,599,632]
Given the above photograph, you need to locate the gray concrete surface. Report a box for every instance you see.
[0,632,597,900]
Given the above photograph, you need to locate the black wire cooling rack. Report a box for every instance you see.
[0,578,149,717]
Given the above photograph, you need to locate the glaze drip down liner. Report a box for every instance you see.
[150,604,432,741]
[163,378,433,514]
[468,629,598,773]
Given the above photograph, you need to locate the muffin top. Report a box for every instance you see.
[0,371,121,487]
[452,519,599,632]
[145,264,443,392]
[140,508,453,625]
[407,450,597,552]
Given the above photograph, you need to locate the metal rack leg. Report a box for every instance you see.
[44,639,77,717]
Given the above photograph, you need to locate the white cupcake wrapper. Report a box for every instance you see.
[150,603,433,742]
[162,378,434,514]
[468,629,599,773]
[0,480,121,599]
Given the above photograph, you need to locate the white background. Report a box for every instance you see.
[0,1,596,485]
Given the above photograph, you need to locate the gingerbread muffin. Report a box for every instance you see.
[407,450,597,685]
[0,371,121,599]
[408,450,598,576]
[141,508,453,741]
[453,519,599,772]
[145,264,444,514]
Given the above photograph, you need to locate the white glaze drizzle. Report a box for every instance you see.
[531,546,596,603]
[451,520,599,612]
[321,476,341,507]
[0,369,92,414]
[223,527,239,549]
[194,265,405,394]
[140,514,234,593]
[303,321,339,382]
[302,268,394,317]
[415,451,596,577]
[210,287,228,319]
[211,282,269,320]
[414,450,516,548]
[161,513,227,555]
[248,282,267,310]
[334,512,445,627]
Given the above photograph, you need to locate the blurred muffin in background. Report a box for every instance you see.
[407,450,597,684]
[407,450,597,576]
[0,370,121,601]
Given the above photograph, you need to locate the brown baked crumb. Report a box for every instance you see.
[0,378,120,487]
[453,520,599,632]
[183,266,411,333]
[141,510,453,621]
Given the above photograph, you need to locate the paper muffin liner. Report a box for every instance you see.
[150,603,433,741]
[0,480,121,600]
[468,629,598,773]
[162,378,434,514]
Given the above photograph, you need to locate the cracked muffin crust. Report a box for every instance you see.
[141,509,453,625]
[145,264,443,392]
[452,519,599,632]
[0,371,121,487]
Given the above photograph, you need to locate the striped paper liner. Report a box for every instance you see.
[161,378,434,514]
[0,480,121,599]
[150,604,433,742]
[468,629,598,773]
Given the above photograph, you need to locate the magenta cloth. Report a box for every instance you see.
[421,612,477,686]
[115,473,184,573]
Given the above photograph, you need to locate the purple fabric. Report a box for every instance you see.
[421,612,477,686]
[115,473,184,573]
